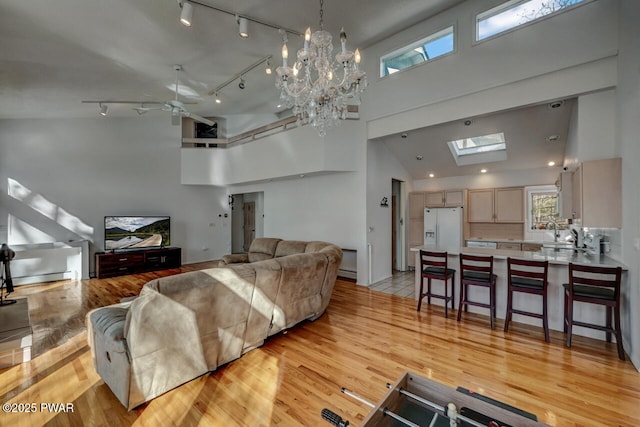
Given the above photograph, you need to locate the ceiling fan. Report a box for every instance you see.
[136,65,214,126]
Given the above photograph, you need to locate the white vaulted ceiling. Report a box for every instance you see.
[0,0,464,120]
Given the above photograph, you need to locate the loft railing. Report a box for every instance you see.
[181,105,359,149]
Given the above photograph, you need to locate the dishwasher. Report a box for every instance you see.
[466,240,498,249]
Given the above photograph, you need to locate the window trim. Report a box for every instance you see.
[474,0,591,44]
[379,24,456,78]
[525,185,566,233]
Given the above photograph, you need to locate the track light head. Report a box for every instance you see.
[215,93,221,104]
[265,59,272,75]
[237,16,249,38]
[180,1,193,27]
[99,103,109,116]
[238,78,245,90]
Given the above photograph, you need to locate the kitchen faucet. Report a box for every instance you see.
[546,218,560,242]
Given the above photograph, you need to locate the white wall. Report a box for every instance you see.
[0,117,228,273]
[366,141,413,284]
[227,169,368,283]
[181,121,360,186]
[361,0,618,126]
[564,89,619,166]
[617,0,640,369]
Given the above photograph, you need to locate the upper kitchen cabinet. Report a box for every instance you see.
[557,171,573,219]
[571,158,621,228]
[425,189,464,207]
[468,187,524,223]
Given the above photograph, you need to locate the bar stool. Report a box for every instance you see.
[417,250,456,318]
[563,263,625,360]
[504,258,550,342]
[457,254,497,329]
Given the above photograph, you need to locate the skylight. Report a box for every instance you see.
[447,132,507,166]
[380,26,454,77]
[476,0,585,41]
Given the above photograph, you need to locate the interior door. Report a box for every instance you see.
[243,201,255,251]
[392,195,397,270]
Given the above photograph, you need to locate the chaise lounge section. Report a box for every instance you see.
[87,239,342,409]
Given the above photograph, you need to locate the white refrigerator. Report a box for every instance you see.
[424,207,463,252]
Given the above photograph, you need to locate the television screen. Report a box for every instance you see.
[105,216,170,251]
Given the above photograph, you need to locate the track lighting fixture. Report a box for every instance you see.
[237,16,249,38]
[207,55,272,98]
[179,1,193,27]
[265,59,272,75]
[99,103,109,116]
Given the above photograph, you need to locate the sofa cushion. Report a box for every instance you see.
[274,240,308,258]
[220,253,249,265]
[247,238,282,263]
[304,241,331,253]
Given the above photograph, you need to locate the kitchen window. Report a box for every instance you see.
[527,186,569,231]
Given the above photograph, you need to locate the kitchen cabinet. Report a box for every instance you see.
[522,243,543,252]
[425,189,464,207]
[497,242,521,250]
[570,158,621,228]
[467,189,494,222]
[468,187,524,223]
[571,167,582,220]
[557,171,573,219]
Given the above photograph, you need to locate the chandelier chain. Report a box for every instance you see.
[319,0,324,30]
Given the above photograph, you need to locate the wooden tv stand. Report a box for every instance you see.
[95,247,181,279]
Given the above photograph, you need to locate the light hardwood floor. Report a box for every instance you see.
[1,263,639,426]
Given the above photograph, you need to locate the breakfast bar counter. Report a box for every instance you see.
[411,245,627,341]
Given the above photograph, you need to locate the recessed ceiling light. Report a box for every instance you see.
[548,100,564,109]
[548,161,555,167]
[416,155,423,160]
[547,135,559,142]
[480,169,487,173]
[428,173,435,178]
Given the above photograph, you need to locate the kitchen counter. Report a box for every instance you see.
[460,246,627,269]
[410,245,627,341]
[466,237,551,244]
[410,245,625,269]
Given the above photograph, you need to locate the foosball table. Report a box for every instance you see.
[323,372,549,427]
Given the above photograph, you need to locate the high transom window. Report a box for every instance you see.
[380,26,454,77]
[476,0,586,41]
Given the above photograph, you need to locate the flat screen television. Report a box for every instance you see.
[105,216,170,251]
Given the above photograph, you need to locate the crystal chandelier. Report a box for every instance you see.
[275,0,367,136]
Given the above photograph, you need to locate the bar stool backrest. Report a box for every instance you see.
[460,253,494,276]
[507,258,549,283]
[420,250,448,270]
[569,263,622,299]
